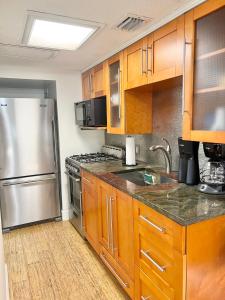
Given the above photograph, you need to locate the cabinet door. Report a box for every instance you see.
[82,71,91,100]
[183,1,225,143]
[93,62,106,98]
[150,15,184,83]
[82,172,99,253]
[97,180,114,255]
[123,38,148,89]
[113,189,134,279]
[106,52,125,134]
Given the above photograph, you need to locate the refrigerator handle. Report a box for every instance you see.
[51,119,57,168]
[2,176,55,186]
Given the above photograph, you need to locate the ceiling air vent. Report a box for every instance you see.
[114,14,151,32]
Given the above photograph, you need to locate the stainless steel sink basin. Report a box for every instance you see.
[113,168,177,186]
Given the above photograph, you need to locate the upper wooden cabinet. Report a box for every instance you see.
[92,62,107,98]
[123,16,184,90]
[183,0,225,143]
[82,62,106,100]
[151,15,184,82]
[82,70,92,100]
[106,52,152,135]
[106,52,125,134]
[123,39,148,90]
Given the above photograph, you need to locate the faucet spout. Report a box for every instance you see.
[149,141,172,174]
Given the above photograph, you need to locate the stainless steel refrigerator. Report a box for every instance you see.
[0,98,61,229]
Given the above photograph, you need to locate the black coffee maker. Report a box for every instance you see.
[178,137,200,185]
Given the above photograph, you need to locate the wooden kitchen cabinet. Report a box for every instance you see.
[106,52,152,135]
[82,170,100,253]
[82,62,106,100]
[123,16,184,90]
[82,70,92,100]
[183,0,225,143]
[97,179,134,297]
[150,15,184,83]
[186,214,225,300]
[133,200,186,300]
[92,62,107,98]
[123,38,148,90]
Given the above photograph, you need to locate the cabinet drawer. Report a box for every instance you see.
[133,200,185,254]
[136,268,172,300]
[100,247,134,298]
[135,224,185,299]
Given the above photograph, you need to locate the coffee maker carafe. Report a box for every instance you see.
[198,142,225,194]
[178,137,200,185]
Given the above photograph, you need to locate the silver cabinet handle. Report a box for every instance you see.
[141,48,147,74]
[141,249,166,273]
[109,196,114,253]
[100,253,129,288]
[139,215,166,233]
[146,45,152,73]
[106,195,110,250]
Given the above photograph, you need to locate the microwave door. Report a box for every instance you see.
[75,103,86,126]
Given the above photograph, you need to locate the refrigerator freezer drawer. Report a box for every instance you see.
[0,174,60,229]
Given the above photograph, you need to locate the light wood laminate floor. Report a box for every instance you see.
[3,221,129,300]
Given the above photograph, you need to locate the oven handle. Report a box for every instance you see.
[64,171,81,182]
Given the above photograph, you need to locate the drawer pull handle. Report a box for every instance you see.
[141,296,151,300]
[139,215,166,233]
[100,253,129,288]
[141,249,166,273]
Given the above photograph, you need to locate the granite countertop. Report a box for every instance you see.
[81,160,225,226]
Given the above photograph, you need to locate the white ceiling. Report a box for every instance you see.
[0,0,204,71]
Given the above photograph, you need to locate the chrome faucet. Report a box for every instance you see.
[149,138,172,174]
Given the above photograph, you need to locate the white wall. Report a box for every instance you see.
[0,64,105,219]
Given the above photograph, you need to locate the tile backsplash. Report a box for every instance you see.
[105,83,206,171]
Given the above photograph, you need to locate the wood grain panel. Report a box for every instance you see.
[186,214,225,300]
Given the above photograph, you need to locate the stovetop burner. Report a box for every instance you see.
[68,152,119,164]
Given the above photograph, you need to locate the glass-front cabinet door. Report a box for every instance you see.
[183,1,225,143]
[107,52,125,134]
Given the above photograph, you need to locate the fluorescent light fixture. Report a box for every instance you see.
[23,12,101,50]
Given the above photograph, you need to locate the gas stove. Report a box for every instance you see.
[65,145,123,176]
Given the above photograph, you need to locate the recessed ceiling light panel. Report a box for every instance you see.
[23,11,103,51]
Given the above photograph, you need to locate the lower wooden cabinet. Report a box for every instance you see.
[97,179,135,297]
[82,172,225,300]
[82,170,100,253]
[133,200,186,300]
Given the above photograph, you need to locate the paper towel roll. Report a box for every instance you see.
[126,136,136,166]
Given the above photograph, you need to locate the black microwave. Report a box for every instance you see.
[75,97,107,127]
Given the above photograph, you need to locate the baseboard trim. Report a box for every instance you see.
[61,208,71,221]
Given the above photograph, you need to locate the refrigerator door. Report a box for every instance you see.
[0,174,60,229]
[0,98,57,179]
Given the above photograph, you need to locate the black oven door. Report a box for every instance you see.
[75,101,86,126]
[65,172,84,237]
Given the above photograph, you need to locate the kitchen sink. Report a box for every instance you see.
[113,168,177,186]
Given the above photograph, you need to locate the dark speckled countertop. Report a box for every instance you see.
[81,160,225,226]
